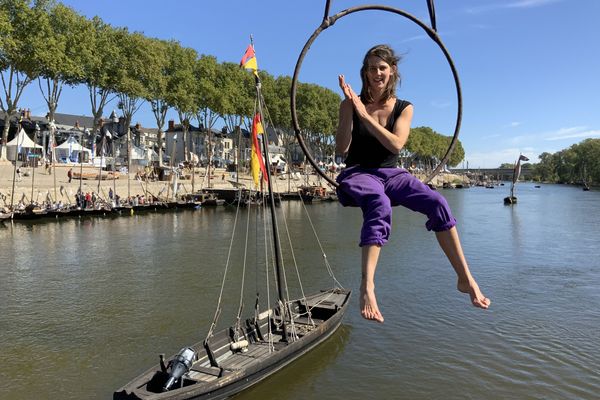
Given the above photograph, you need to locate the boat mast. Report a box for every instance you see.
[253,40,290,342]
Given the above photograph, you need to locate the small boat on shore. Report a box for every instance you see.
[72,171,119,180]
[298,185,329,203]
[11,204,47,220]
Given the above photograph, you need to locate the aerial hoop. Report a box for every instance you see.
[291,0,462,187]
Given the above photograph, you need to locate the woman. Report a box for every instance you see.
[335,45,490,323]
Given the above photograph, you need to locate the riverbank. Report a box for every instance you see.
[0,161,465,207]
[0,162,332,205]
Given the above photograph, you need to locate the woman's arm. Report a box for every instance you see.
[339,74,413,154]
[360,104,413,154]
[335,98,353,155]
[335,75,354,156]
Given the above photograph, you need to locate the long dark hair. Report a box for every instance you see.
[359,44,401,104]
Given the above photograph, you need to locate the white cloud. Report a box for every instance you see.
[431,100,453,109]
[544,127,600,141]
[400,34,428,43]
[465,0,561,14]
[508,121,522,128]
[465,147,535,168]
[463,125,599,168]
[507,0,561,8]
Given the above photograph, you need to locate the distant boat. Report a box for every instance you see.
[504,154,529,205]
[582,165,590,191]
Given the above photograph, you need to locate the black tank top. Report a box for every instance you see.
[344,99,411,168]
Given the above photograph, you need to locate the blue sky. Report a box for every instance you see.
[18,0,600,168]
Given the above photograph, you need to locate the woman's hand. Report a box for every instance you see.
[338,75,369,120]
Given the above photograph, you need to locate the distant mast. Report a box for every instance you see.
[504,154,529,205]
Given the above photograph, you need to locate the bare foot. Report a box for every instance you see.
[458,278,491,309]
[360,282,384,323]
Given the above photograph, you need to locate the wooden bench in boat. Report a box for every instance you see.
[190,365,223,377]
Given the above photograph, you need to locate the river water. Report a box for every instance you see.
[1,182,599,400]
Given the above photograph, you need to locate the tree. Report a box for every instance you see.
[113,29,158,196]
[146,38,170,166]
[194,54,219,163]
[164,41,198,163]
[405,126,465,169]
[81,16,121,136]
[37,3,90,126]
[296,82,340,162]
[0,0,44,159]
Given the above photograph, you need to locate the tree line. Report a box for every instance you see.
[0,0,464,168]
[530,138,599,185]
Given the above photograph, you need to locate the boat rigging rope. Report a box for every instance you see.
[234,197,252,336]
[262,95,344,319]
[260,198,274,350]
[290,0,462,185]
[205,187,244,340]
[299,199,344,289]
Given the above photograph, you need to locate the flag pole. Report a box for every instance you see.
[10,125,24,213]
[251,38,290,342]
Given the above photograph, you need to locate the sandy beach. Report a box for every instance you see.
[0,161,333,206]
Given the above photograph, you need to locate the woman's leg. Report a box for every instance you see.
[361,244,385,322]
[435,227,490,309]
[384,170,490,309]
[338,169,391,321]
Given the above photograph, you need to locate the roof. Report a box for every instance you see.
[53,113,95,130]
[6,128,42,149]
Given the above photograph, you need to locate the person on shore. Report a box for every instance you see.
[67,168,73,183]
[335,44,490,323]
[16,167,22,182]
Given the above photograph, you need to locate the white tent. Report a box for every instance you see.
[54,135,92,163]
[6,128,43,161]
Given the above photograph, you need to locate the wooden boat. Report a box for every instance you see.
[503,195,517,205]
[582,165,590,191]
[11,204,47,220]
[72,170,119,180]
[114,289,350,400]
[298,185,328,203]
[280,191,303,200]
[183,192,225,207]
[114,42,350,400]
[504,154,529,205]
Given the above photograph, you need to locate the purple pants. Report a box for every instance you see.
[336,166,456,247]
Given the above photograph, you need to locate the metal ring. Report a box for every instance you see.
[290,4,462,187]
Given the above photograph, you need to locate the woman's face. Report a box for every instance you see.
[366,56,394,91]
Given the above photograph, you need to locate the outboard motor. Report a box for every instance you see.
[163,347,196,392]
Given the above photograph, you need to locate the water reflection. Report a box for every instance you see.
[238,324,352,400]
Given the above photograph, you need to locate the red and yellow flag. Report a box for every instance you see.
[251,113,268,187]
[240,44,258,76]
